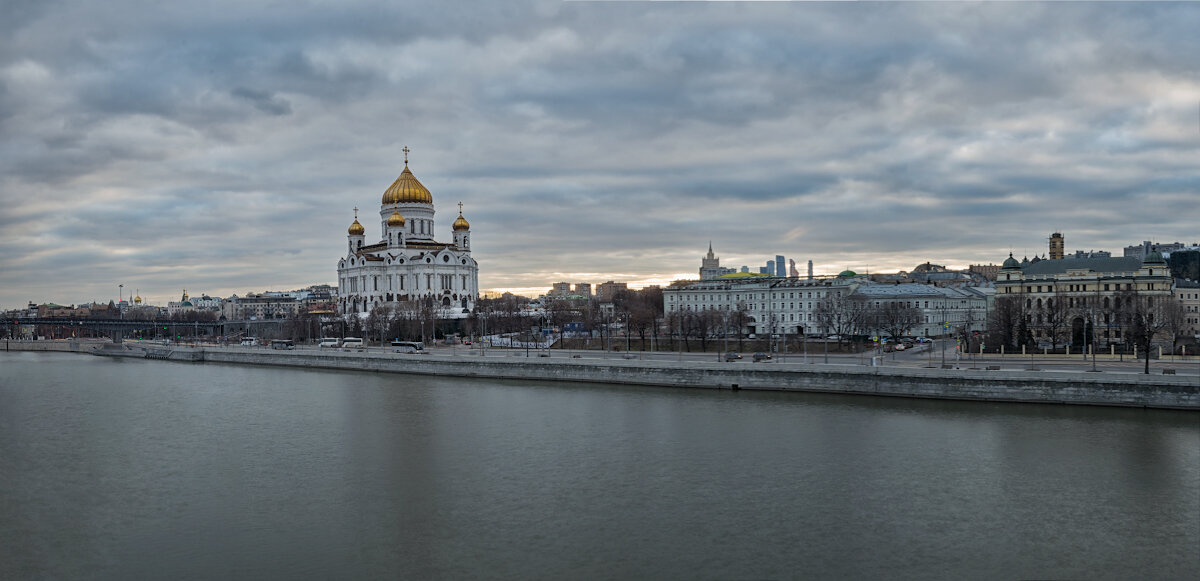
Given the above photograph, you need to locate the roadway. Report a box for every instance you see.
[174,340,1197,377]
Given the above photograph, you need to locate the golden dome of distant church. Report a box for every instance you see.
[382,147,433,205]
[386,211,406,227]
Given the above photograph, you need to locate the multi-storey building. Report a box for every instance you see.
[595,281,628,302]
[1175,279,1200,341]
[995,251,1173,346]
[853,284,990,338]
[665,277,852,336]
[336,150,477,317]
[663,277,987,337]
[222,294,300,320]
[1123,240,1194,261]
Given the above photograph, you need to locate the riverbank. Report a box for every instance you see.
[34,339,1190,410]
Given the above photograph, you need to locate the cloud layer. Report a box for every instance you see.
[2,1,1197,307]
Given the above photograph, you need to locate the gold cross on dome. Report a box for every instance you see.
[458,201,463,214]
[403,146,410,164]
[353,207,358,219]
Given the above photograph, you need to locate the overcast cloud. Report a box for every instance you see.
[1,0,1197,308]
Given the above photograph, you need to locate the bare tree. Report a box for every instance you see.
[987,295,1027,350]
[877,301,922,341]
[1118,290,1180,374]
[814,291,865,347]
[1038,291,1070,350]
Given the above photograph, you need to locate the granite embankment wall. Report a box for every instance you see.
[151,347,1200,410]
[4,339,89,352]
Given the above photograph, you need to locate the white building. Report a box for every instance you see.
[664,276,856,336]
[853,284,990,337]
[664,276,988,337]
[337,151,478,317]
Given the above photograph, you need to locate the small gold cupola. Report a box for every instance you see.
[452,201,470,231]
[387,210,406,227]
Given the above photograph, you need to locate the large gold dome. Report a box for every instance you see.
[382,164,433,205]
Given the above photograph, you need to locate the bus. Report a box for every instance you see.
[341,337,364,350]
[270,339,295,350]
[391,341,425,354]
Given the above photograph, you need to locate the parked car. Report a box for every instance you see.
[724,352,742,362]
[753,352,772,362]
[240,337,258,346]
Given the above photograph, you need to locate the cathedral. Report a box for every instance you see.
[337,149,478,317]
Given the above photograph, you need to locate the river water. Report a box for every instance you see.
[1,352,1196,580]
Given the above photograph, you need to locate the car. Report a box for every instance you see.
[752,352,771,362]
[894,344,906,351]
[240,337,258,346]
[724,352,742,362]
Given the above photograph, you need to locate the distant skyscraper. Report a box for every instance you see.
[807,260,814,280]
[789,259,799,278]
[699,242,736,279]
[775,255,786,277]
[766,260,775,275]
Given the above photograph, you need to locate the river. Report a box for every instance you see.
[1,352,1196,580]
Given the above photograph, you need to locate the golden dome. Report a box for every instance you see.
[452,212,470,231]
[134,295,142,304]
[386,211,406,227]
[382,164,433,205]
[348,219,365,235]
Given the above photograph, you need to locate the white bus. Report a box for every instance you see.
[270,339,295,350]
[391,341,425,354]
[341,337,364,350]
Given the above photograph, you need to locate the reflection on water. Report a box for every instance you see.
[2,352,1197,580]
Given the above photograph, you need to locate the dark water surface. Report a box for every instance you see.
[2,352,1197,580]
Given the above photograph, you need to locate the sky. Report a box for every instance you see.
[1,1,1197,308]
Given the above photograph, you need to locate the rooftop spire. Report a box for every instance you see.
[403,146,410,165]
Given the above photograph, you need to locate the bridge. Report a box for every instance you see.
[4,317,293,342]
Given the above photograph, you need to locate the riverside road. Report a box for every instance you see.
[179,340,1199,376]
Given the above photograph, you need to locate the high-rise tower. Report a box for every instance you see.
[1049,232,1064,260]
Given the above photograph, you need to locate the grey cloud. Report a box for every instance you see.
[231,87,292,116]
[1,1,1198,307]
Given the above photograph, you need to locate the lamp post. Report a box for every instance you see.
[623,312,630,354]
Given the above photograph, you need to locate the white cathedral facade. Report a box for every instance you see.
[337,150,478,317]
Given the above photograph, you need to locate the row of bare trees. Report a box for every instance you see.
[812,293,924,346]
[988,290,1188,374]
